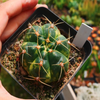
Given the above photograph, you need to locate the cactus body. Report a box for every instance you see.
[19,23,70,84]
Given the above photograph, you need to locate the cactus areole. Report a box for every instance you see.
[19,23,70,85]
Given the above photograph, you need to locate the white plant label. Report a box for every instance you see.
[72,23,93,48]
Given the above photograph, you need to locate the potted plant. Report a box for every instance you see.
[0,7,92,100]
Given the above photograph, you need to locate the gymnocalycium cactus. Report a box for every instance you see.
[19,16,72,87]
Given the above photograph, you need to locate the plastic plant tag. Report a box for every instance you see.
[72,23,93,48]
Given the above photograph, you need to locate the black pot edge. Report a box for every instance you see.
[0,63,36,99]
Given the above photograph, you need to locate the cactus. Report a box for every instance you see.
[75,83,100,100]
[19,17,71,87]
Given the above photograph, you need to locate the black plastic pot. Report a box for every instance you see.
[0,7,92,100]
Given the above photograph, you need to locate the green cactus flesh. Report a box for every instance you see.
[19,23,70,84]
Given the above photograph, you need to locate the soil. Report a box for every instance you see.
[0,17,84,100]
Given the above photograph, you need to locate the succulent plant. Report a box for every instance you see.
[19,17,71,87]
[75,83,100,100]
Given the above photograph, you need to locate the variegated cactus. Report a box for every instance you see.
[19,18,71,87]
